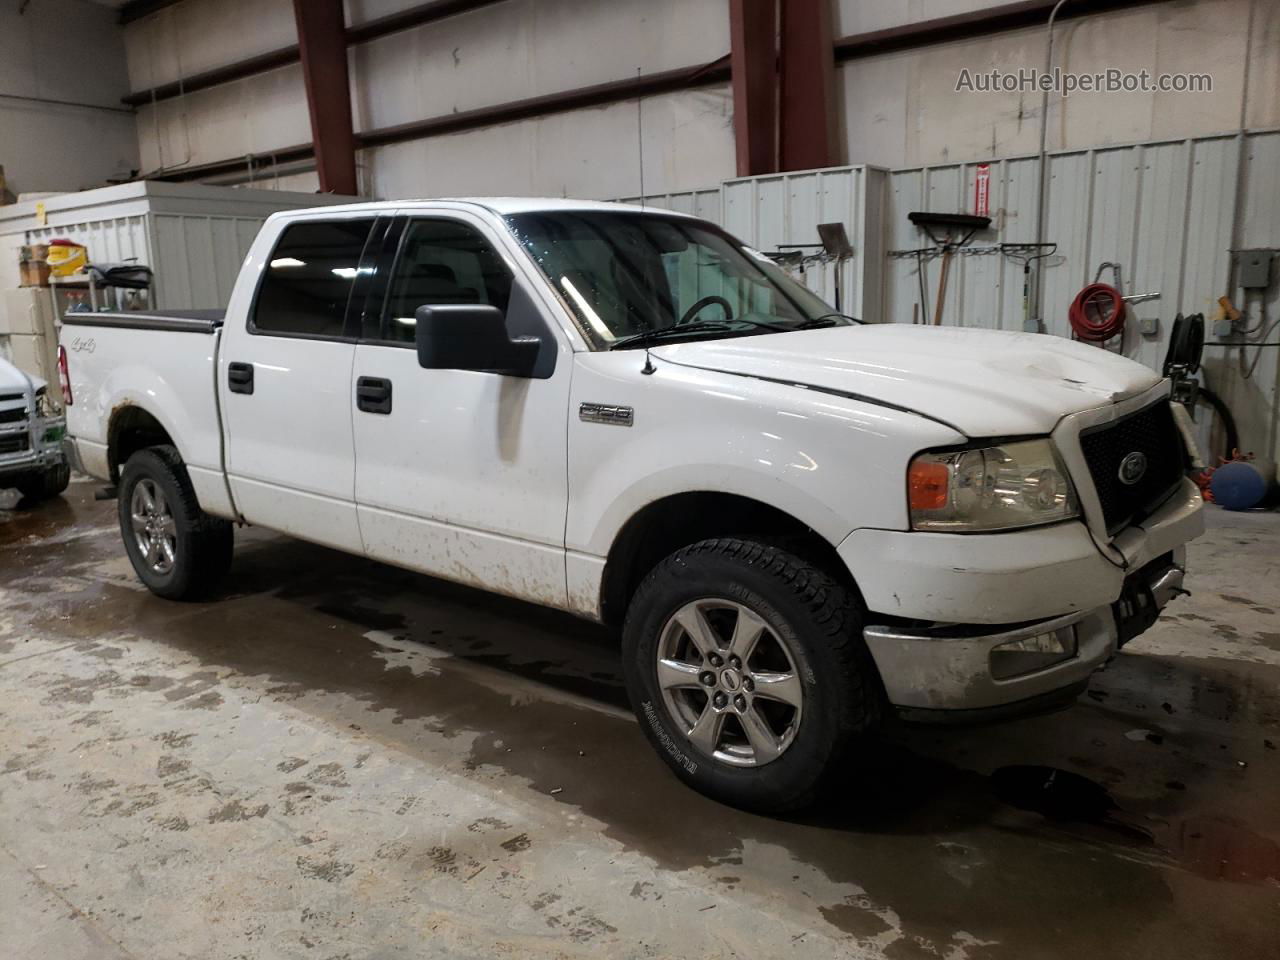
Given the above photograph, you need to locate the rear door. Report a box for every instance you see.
[220,214,383,551]
[350,211,573,606]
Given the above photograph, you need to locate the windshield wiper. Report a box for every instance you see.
[793,312,863,329]
[610,318,787,350]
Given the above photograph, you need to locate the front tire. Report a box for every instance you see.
[117,445,233,600]
[16,461,70,502]
[621,538,882,813]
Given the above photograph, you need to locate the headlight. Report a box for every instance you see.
[35,388,54,418]
[908,439,1079,531]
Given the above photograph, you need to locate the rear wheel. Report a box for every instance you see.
[118,445,232,600]
[16,462,70,502]
[621,538,882,813]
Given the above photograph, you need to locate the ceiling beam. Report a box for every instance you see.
[119,0,183,26]
[835,0,1172,61]
[121,0,510,107]
[142,57,731,183]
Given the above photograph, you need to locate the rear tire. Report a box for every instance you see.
[117,445,233,600]
[16,462,70,502]
[621,538,882,813]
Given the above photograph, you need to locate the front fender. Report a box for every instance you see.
[566,352,963,558]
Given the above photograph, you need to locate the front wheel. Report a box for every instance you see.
[117,445,233,600]
[621,538,882,813]
[16,461,70,502]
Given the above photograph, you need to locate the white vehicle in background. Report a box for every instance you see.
[60,199,1203,812]
[0,355,70,502]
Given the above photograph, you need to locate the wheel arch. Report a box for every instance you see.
[107,403,179,481]
[598,491,857,627]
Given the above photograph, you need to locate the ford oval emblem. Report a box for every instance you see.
[1118,451,1148,485]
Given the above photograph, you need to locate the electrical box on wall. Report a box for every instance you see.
[1235,249,1274,290]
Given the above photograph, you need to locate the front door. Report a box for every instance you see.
[220,215,379,552]
[351,213,572,606]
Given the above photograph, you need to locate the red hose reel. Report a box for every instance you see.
[1068,283,1126,342]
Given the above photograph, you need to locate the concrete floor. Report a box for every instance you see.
[2,478,1278,960]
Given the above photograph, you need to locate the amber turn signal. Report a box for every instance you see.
[908,459,949,511]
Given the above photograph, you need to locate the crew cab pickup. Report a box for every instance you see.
[63,199,1204,812]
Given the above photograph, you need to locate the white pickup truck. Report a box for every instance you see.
[63,198,1203,811]
[1,355,70,501]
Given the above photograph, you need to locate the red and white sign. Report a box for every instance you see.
[974,163,991,217]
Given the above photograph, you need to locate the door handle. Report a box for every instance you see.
[356,376,392,414]
[227,361,254,395]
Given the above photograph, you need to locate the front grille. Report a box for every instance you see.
[0,434,30,455]
[0,407,27,424]
[1079,400,1184,535]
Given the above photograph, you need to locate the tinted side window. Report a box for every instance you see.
[382,219,512,343]
[252,219,376,338]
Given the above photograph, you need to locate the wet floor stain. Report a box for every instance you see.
[1170,815,1280,885]
[4,485,1280,959]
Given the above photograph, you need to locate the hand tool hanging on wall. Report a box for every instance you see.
[772,222,853,313]
[1000,243,1057,333]
[907,212,991,325]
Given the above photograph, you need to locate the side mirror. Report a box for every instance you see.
[414,304,541,377]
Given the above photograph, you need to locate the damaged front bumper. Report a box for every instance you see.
[0,414,68,482]
[864,548,1187,723]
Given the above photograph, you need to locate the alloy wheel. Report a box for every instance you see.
[130,479,177,575]
[655,598,804,767]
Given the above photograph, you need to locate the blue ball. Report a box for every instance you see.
[1210,461,1267,511]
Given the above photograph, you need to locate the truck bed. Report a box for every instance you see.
[61,308,234,518]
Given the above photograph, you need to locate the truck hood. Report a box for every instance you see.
[652,324,1162,436]
[0,357,43,395]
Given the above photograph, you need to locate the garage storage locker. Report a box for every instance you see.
[0,182,354,309]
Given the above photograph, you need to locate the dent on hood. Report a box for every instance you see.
[651,325,1164,436]
[977,343,1162,401]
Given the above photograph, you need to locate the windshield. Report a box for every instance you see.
[505,211,843,349]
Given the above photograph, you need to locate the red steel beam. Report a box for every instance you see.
[119,0,182,25]
[779,0,837,171]
[121,46,301,108]
[834,0,1170,61]
[293,0,358,195]
[345,0,508,44]
[123,0,1172,109]
[729,0,778,177]
[122,0,510,107]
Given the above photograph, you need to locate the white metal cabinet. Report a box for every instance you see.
[0,181,355,306]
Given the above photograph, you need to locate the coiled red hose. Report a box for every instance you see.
[1068,283,1125,342]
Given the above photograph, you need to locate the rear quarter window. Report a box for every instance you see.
[251,219,376,338]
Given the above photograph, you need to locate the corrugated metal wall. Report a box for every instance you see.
[884,130,1279,460]
[623,166,887,324]
[615,189,723,224]
[627,129,1280,460]
[149,215,266,308]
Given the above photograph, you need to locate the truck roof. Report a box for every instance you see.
[266,197,695,221]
